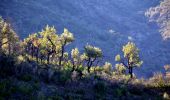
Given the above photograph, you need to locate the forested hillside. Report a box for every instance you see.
[0,0,169,77]
[0,0,170,99]
[0,15,170,99]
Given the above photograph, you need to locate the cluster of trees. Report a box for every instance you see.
[145,0,170,40]
[0,17,143,78]
[21,25,105,72]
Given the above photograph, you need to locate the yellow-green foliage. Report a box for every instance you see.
[85,45,102,58]
[71,48,79,64]
[60,28,74,45]
[17,55,26,64]
[0,17,19,55]
[149,72,166,87]
[115,54,121,62]
[163,92,170,99]
[115,63,126,75]
[122,42,143,67]
[103,62,112,73]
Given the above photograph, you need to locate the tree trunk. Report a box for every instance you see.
[59,45,65,66]
[36,50,39,63]
[40,58,42,64]
[87,58,91,73]
[8,43,11,55]
[129,67,133,78]
[31,45,34,58]
[47,54,50,64]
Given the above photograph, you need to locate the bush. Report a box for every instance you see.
[115,85,128,97]
[149,72,166,87]
[93,81,107,95]
[59,70,71,85]
[17,83,34,95]
[0,79,12,98]
[0,55,16,77]
[18,74,32,82]
[103,62,112,74]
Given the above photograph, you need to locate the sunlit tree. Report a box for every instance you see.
[39,25,58,64]
[0,17,19,55]
[115,42,143,78]
[71,48,79,71]
[84,45,102,73]
[58,28,74,66]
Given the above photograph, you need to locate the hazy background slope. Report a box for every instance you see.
[0,0,169,77]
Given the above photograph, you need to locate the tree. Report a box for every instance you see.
[58,28,74,66]
[145,0,170,39]
[115,42,143,78]
[70,48,86,71]
[0,17,19,55]
[39,25,58,64]
[84,45,102,73]
[71,48,79,71]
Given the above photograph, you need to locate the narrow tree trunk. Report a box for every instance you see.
[36,50,39,63]
[129,67,133,78]
[31,45,34,58]
[131,67,133,78]
[8,43,11,55]
[59,45,64,66]
[47,54,50,64]
[40,58,42,64]
[87,58,91,73]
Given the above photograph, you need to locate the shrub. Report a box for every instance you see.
[59,70,71,85]
[103,62,112,74]
[0,55,16,77]
[18,74,32,82]
[149,72,165,87]
[94,81,107,95]
[17,83,34,95]
[0,79,12,97]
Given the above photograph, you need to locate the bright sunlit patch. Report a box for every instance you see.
[128,36,133,41]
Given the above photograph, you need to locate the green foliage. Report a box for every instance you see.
[0,17,19,55]
[0,79,11,97]
[94,81,107,99]
[115,42,143,78]
[59,68,72,84]
[71,48,79,61]
[85,45,102,58]
[115,54,121,62]
[115,64,126,75]
[149,72,166,87]
[60,28,74,45]
[18,74,32,82]
[17,83,34,95]
[122,42,143,67]
[103,62,112,73]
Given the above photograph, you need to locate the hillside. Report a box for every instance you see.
[1,0,169,77]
